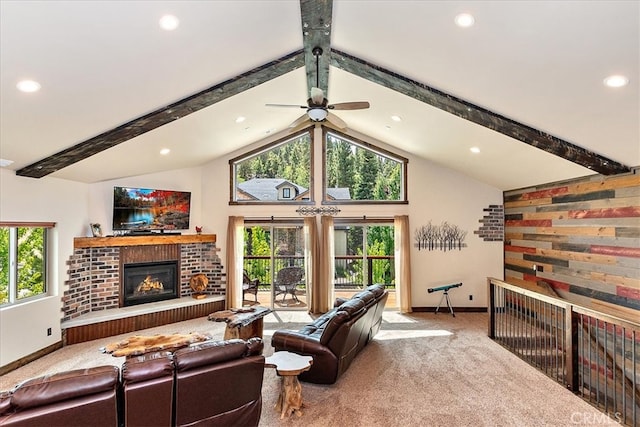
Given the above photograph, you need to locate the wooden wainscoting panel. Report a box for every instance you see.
[62,299,225,345]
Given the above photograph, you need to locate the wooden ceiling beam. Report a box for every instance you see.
[331,48,631,176]
[300,0,332,94]
[16,50,305,179]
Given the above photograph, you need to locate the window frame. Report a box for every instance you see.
[229,127,314,205]
[322,127,408,205]
[332,217,396,291]
[0,221,54,307]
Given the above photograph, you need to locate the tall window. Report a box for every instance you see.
[333,220,395,296]
[0,222,52,305]
[324,129,407,203]
[230,129,313,203]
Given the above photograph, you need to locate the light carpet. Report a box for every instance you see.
[1,311,614,426]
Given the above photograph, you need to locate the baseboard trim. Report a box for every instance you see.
[0,341,63,376]
[412,306,488,313]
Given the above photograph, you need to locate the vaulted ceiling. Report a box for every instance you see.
[1,1,638,190]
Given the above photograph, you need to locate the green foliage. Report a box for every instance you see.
[236,133,311,186]
[0,226,46,304]
[0,228,9,304]
[244,227,271,283]
[326,133,402,201]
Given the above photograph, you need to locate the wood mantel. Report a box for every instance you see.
[74,233,216,248]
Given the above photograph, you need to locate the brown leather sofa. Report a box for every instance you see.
[271,284,388,384]
[0,337,265,427]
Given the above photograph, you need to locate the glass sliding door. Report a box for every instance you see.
[333,221,395,300]
[243,222,307,310]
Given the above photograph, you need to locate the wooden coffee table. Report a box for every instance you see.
[208,305,272,340]
[265,351,313,419]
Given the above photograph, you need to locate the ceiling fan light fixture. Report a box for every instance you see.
[308,108,328,121]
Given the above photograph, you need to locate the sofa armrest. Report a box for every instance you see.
[271,330,329,355]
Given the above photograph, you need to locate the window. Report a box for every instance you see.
[0,222,53,305]
[324,128,407,203]
[243,222,307,310]
[333,219,395,297]
[230,129,313,204]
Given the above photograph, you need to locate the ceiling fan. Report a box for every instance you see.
[266,47,370,130]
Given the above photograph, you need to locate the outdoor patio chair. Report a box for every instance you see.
[274,266,305,303]
[242,270,260,302]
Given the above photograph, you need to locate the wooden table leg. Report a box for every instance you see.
[275,374,305,418]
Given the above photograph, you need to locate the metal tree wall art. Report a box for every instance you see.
[414,221,468,251]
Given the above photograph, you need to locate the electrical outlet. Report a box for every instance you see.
[47,327,52,336]
[469,294,473,301]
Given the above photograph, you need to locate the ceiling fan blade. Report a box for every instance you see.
[288,113,310,129]
[266,103,307,109]
[326,112,348,129]
[328,101,370,111]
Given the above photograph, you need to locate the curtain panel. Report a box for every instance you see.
[226,216,244,309]
[313,215,335,313]
[394,215,412,313]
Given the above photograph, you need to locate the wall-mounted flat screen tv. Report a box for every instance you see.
[112,187,191,231]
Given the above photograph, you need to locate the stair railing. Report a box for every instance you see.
[488,277,639,427]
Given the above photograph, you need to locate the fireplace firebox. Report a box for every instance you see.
[122,261,179,307]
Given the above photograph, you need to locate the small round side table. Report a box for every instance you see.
[265,351,313,419]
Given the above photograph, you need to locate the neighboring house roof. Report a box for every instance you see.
[236,178,351,201]
[326,187,351,200]
[237,178,307,201]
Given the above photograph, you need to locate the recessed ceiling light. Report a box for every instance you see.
[384,125,392,130]
[603,75,629,88]
[159,14,179,31]
[160,148,171,155]
[235,116,246,123]
[455,13,475,28]
[470,147,481,154]
[391,115,402,122]
[0,158,14,167]
[16,79,41,93]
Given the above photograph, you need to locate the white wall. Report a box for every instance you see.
[0,169,89,366]
[407,160,504,308]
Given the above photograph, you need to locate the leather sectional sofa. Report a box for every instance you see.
[0,337,264,427]
[271,284,388,384]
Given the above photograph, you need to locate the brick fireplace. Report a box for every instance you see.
[61,234,226,344]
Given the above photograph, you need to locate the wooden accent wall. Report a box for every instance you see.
[503,170,639,317]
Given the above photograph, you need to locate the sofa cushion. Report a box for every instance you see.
[10,366,119,410]
[366,284,385,298]
[121,351,173,384]
[336,298,365,317]
[351,290,376,306]
[319,311,351,345]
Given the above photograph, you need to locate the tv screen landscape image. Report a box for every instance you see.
[112,187,191,231]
